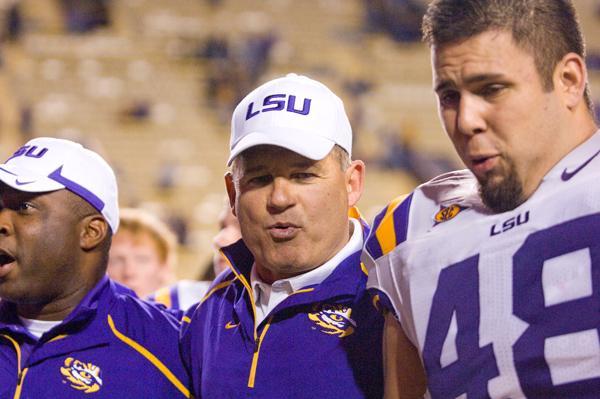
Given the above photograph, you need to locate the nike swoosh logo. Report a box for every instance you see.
[225,321,240,330]
[561,149,600,181]
[15,179,36,186]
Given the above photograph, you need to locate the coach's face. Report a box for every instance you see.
[0,185,85,311]
[226,145,364,283]
[432,29,568,212]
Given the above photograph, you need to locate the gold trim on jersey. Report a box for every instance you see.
[375,196,405,256]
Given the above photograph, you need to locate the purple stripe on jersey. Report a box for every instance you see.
[48,166,105,212]
[393,193,413,247]
[366,208,387,259]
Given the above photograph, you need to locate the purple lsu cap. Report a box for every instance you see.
[228,73,352,165]
[0,137,119,232]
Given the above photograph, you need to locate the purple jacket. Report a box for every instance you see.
[0,277,190,398]
[180,233,384,398]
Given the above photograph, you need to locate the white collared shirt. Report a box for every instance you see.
[250,218,363,326]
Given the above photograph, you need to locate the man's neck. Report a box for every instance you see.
[16,281,95,321]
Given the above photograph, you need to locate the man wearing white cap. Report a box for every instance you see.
[180,74,384,398]
[0,137,190,398]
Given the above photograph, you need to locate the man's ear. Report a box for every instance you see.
[554,52,588,110]
[346,160,365,208]
[80,215,109,251]
[224,172,237,217]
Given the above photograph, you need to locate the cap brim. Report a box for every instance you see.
[227,130,335,166]
[0,164,65,193]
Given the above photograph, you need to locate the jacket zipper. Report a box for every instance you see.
[13,368,29,399]
[247,316,273,388]
[1,334,27,399]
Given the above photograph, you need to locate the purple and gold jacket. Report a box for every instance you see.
[0,277,190,398]
[180,228,384,399]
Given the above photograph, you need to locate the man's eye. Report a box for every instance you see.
[17,202,33,212]
[479,84,505,97]
[439,91,460,107]
[248,175,272,185]
[292,173,315,180]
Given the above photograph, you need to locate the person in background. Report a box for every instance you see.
[0,137,189,398]
[180,73,384,398]
[107,207,178,298]
[210,197,242,278]
[108,207,209,312]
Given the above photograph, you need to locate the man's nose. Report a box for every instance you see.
[267,177,295,213]
[456,93,487,137]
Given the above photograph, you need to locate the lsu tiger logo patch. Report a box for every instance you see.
[308,304,356,338]
[434,204,465,225]
[60,357,103,394]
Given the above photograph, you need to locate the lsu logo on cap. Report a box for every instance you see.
[308,303,356,338]
[60,357,103,394]
[245,94,312,120]
[434,204,465,225]
[5,145,48,162]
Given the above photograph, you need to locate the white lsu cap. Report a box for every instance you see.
[0,137,120,233]
[228,73,352,165]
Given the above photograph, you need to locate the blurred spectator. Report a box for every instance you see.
[239,26,277,84]
[18,104,33,140]
[212,199,242,276]
[166,211,190,246]
[587,52,600,71]
[156,160,178,192]
[205,0,223,8]
[107,207,177,298]
[343,77,374,143]
[364,0,425,42]
[376,124,457,182]
[199,198,242,281]
[60,0,111,34]
[200,12,278,121]
[4,1,22,42]
[118,99,151,122]
[196,34,229,61]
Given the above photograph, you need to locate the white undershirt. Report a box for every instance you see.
[251,218,363,326]
[18,316,61,339]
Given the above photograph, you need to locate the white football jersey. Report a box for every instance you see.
[363,131,600,398]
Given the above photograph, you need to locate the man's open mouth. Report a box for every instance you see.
[0,250,15,266]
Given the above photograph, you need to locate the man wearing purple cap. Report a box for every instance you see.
[0,137,190,398]
[180,74,384,398]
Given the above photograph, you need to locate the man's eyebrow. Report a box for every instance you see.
[290,159,318,169]
[243,164,267,174]
[243,158,318,174]
[435,73,506,92]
